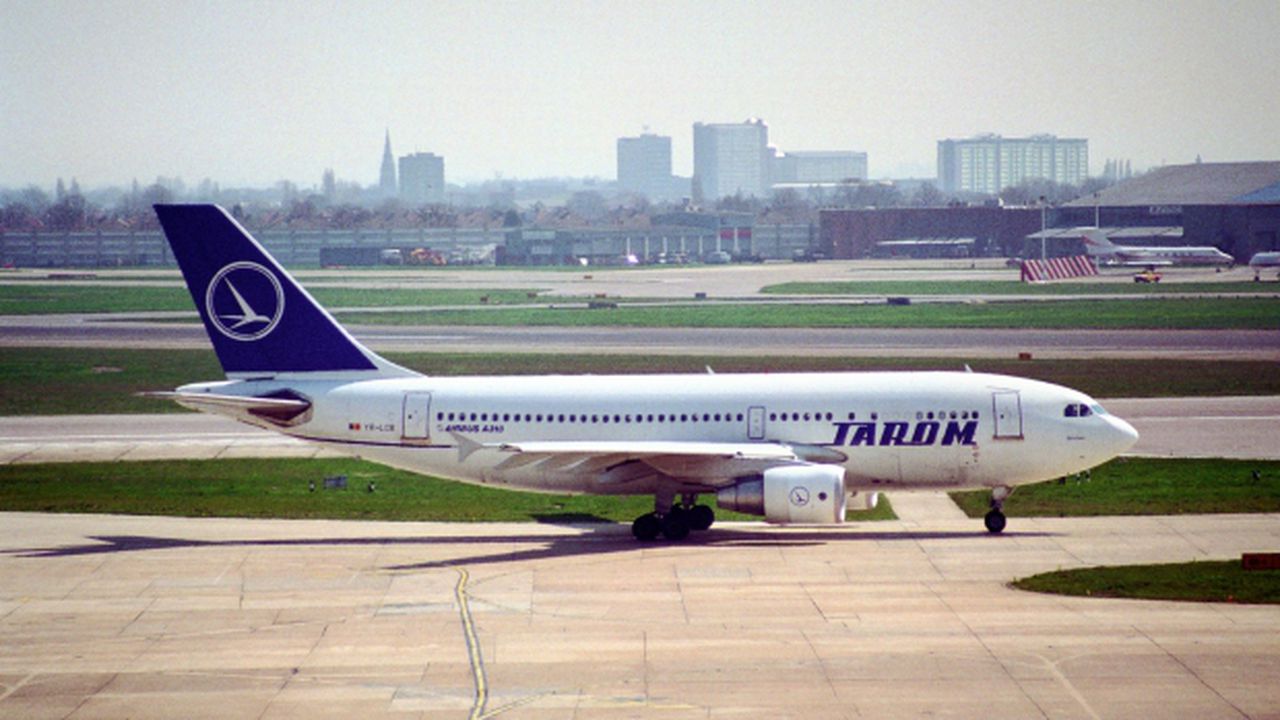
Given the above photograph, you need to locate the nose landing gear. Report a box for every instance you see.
[984,485,1011,534]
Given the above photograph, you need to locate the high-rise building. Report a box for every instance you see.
[771,151,868,186]
[399,152,445,204]
[322,168,336,199]
[937,134,1088,195]
[693,120,770,200]
[617,133,673,201]
[379,130,397,198]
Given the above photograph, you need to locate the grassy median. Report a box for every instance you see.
[336,297,1280,330]
[1013,561,1280,604]
[0,285,544,315]
[950,457,1280,517]
[763,280,1278,296]
[0,457,895,523]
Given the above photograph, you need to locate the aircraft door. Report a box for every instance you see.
[402,392,432,440]
[992,390,1023,439]
[747,406,766,440]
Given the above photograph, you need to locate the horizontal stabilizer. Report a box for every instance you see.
[141,391,312,424]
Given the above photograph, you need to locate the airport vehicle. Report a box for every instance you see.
[150,205,1139,539]
[1080,229,1234,266]
[1132,269,1162,284]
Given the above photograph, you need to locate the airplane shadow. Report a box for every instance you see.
[2,523,1058,570]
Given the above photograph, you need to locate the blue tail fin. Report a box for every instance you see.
[154,204,415,378]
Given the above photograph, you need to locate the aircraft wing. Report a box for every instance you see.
[461,437,807,484]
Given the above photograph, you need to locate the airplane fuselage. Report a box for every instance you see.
[1099,246,1234,266]
[180,371,1135,497]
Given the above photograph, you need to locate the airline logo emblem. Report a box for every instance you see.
[205,262,285,341]
[788,486,811,507]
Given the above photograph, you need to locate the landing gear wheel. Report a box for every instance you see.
[688,504,715,531]
[660,512,690,541]
[632,513,661,541]
[984,509,1007,534]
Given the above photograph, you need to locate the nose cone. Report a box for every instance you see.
[1106,415,1140,455]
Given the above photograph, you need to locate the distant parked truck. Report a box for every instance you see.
[792,248,825,262]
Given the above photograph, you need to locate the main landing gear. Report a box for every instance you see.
[984,485,1010,534]
[632,493,715,541]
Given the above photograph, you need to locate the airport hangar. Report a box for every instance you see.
[821,161,1280,261]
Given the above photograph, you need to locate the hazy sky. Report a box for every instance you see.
[3,0,1278,189]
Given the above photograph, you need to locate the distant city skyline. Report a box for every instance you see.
[3,0,1278,189]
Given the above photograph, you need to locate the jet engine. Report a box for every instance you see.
[716,465,847,524]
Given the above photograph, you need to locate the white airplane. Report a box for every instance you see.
[1079,228,1234,266]
[151,205,1139,539]
[1248,251,1280,268]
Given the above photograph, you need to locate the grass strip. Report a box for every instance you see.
[0,457,894,523]
[950,457,1280,517]
[1013,561,1280,604]
[0,285,543,314]
[764,280,1279,296]
[336,297,1280,330]
[4,348,1280,416]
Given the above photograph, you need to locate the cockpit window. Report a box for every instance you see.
[1089,404,1107,416]
[1064,403,1095,418]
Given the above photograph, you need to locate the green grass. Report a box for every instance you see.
[0,285,544,314]
[0,457,894,523]
[950,458,1280,517]
[1013,561,1280,604]
[336,297,1280,330]
[4,348,1280,416]
[763,280,1276,296]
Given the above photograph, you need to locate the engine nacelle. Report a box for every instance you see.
[717,465,848,524]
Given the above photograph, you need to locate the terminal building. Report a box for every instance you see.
[821,206,1041,259]
[821,161,1280,261]
[1052,161,1280,260]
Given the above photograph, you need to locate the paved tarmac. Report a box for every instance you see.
[1,259,1265,297]
[1,511,1277,719]
[4,319,1278,360]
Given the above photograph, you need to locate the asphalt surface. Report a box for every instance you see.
[3,318,1279,359]
[2,511,1277,719]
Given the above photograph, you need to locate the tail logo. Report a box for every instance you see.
[204,262,285,341]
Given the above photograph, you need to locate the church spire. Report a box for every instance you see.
[379,129,397,197]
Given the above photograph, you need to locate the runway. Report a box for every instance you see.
[1,511,1277,719]
[3,397,1277,465]
[3,317,1278,359]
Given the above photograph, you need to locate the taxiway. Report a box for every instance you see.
[1,511,1277,719]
